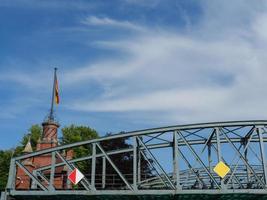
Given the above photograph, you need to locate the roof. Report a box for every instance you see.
[22,139,33,153]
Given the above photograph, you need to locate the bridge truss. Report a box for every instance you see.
[4,120,267,199]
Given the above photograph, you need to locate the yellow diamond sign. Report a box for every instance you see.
[213,161,230,178]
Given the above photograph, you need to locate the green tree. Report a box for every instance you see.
[14,124,42,156]
[0,150,13,191]
[0,125,42,190]
[99,133,152,188]
[61,125,99,172]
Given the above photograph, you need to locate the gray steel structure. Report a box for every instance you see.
[3,120,267,199]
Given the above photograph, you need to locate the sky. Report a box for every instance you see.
[1,0,267,149]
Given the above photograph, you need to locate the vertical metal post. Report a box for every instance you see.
[91,143,96,188]
[0,192,7,200]
[67,168,71,189]
[173,131,181,190]
[216,128,225,190]
[102,157,106,189]
[31,170,37,189]
[137,137,141,185]
[216,128,222,162]
[244,138,250,186]
[96,143,133,191]
[6,158,16,190]
[208,143,213,189]
[257,127,267,187]
[49,152,56,191]
[133,136,138,190]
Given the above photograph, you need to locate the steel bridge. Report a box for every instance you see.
[3,120,267,200]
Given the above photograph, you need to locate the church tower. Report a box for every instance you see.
[36,121,59,150]
[16,68,72,190]
[37,68,60,150]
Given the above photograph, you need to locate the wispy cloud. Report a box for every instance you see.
[65,2,267,123]
[0,70,51,89]
[123,0,162,8]
[82,16,146,32]
[3,1,267,125]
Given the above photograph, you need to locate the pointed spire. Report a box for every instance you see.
[22,138,33,153]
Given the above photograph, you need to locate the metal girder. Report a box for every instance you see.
[257,127,267,187]
[36,137,267,173]
[223,127,255,188]
[95,143,133,191]
[215,128,225,190]
[177,148,206,188]
[210,144,244,189]
[15,161,48,191]
[6,158,16,190]
[177,130,220,189]
[220,128,265,187]
[7,120,267,197]
[133,136,138,190]
[173,131,181,190]
[13,120,267,161]
[36,171,50,186]
[137,136,176,189]
[55,151,94,191]
[139,146,169,188]
[102,157,106,189]
[8,188,267,196]
[49,151,56,191]
[91,143,96,188]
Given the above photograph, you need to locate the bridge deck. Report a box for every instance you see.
[6,194,267,200]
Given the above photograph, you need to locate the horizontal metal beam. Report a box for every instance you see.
[35,136,267,172]
[10,188,267,196]
[14,120,267,161]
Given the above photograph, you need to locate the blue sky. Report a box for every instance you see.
[1,0,267,150]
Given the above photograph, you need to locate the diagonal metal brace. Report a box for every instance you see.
[178,148,205,187]
[177,131,221,189]
[36,171,50,185]
[55,151,95,191]
[96,143,133,191]
[220,128,265,187]
[137,136,176,189]
[140,149,168,187]
[16,161,48,191]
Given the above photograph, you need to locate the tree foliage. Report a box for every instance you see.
[14,124,42,156]
[0,150,13,191]
[0,125,41,191]
[99,133,152,188]
[61,125,99,172]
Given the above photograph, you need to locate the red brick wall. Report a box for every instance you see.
[16,121,72,190]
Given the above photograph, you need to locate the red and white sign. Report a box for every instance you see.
[68,168,84,185]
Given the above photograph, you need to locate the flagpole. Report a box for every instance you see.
[49,68,57,121]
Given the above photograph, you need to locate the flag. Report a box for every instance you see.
[54,74,59,104]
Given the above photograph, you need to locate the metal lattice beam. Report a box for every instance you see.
[6,120,267,197]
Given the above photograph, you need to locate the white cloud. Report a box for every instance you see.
[82,16,146,31]
[3,2,267,125]
[123,0,162,7]
[66,2,267,123]
[72,87,229,112]
[0,70,51,89]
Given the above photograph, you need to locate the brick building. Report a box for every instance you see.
[16,119,73,190]
[15,69,73,190]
